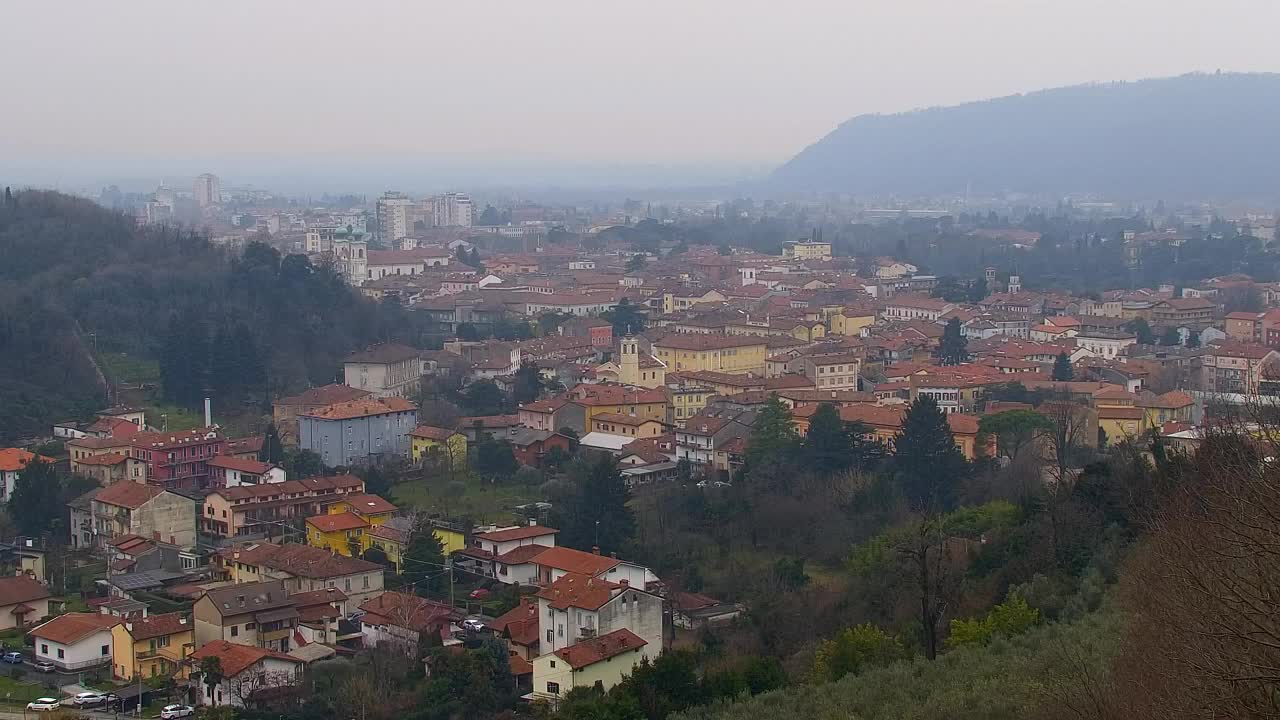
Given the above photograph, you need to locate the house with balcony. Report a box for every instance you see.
[1201,342,1280,395]
[189,640,304,708]
[534,572,663,658]
[216,542,384,607]
[298,397,418,467]
[111,612,195,681]
[272,384,372,446]
[674,409,755,470]
[201,474,365,541]
[128,428,227,489]
[207,456,285,488]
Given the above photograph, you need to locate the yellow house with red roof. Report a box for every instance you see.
[304,493,398,558]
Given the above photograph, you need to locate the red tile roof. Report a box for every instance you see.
[122,612,191,641]
[188,640,301,677]
[0,576,51,608]
[536,572,621,611]
[0,449,53,472]
[475,525,559,543]
[208,456,275,474]
[32,613,119,644]
[305,513,369,533]
[302,397,417,420]
[344,343,421,365]
[358,591,460,632]
[73,452,129,466]
[93,482,165,509]
[531,546,620,576]
[227,542,381,579]
[553,628,647,669]
[409,426,460,441]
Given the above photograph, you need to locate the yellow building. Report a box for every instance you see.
[829,308,877,336]
[364,518,466,573]
[668,386,714,425]
[408,425,468,467]
[531,629,650,702]
[782,240,832,261]
[661,289,727,314]
[111,613,195,681]
[568,384,669,427]
[305,493,398,558]
[652,334,768,375]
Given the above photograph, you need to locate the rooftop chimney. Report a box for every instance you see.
[592,546,600,555]
[528,518,537,527]
[204,398,212,428]
[619,579,629,587]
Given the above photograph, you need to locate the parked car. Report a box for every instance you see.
[468,588,491,600]
[72,692,107,707]
[461,618,486,632]
[33,660,55,673]
[160,704,194,719]
[27,698,60,712]
[1,651,22,663]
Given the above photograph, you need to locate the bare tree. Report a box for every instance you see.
[231,667,299,710]
[1035,398,1096,566]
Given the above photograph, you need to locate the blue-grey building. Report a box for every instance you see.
[298,397,417,467]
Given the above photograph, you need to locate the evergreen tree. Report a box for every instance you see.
[744,395,798,474]
[10,458,62,537]
[968,277,988,303]
[232,323,267,399]
[936,317,968,366]
[403,521,447,596]
[1052,352,1074,381]
[1127,318,1155,345]
[259,424,285,465]
[473,438,518,480]
[801,404,883,474]
[512,360,543,404]
[894,397,969,512]
[559,455,635,554]
[208,324,238,400]
[1159,326,1183,346]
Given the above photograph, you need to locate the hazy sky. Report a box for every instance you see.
[4,0,1280,189]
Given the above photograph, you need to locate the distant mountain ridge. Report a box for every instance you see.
[770,72,1280,198]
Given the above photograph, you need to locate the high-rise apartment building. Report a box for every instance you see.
[194,173,220,207]
[376,192,413,244]
[432,192,474,228]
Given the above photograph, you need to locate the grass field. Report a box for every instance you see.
[390,473,544,524]
[98,352,160,386]
[0,675,56,704]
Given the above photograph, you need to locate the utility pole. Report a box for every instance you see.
[448,559,454,608]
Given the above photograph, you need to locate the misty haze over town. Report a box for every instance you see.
[2,3,1280,720]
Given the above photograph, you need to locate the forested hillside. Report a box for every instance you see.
[771,72,1280,197]
[0,190,423,441]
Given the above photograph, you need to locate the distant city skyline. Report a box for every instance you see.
[3,1,1280,191]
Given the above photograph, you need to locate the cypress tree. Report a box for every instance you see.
[894,397,969,512]
[1052,352,1074,381]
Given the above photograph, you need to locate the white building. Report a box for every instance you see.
[535,573,664,658]
[194,173,221,207]
[376,192,413,245]
[190,640,303,708]
[432,192,474,228]
[31,613,119,671]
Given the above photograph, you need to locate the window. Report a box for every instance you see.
[245,623,256,630]
[546,629,554,643]
[557,624,564,637]
[550,660,556,669]
[40,644,47,654]
[345,578,352,592]
[546,682,560,695]
[363,575,370,589]
[230,625,239,637]
[102,644,109,656]
[57,649,64,659]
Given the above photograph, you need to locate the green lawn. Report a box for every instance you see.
[98,352,160,386]
[0,675,56,704]
[54,595,90,614]
[391,474,544,524]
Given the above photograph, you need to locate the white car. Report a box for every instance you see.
[461,618,486,632]
[27,698,61,712]
[160,704,195,719]
[73,692,107,706]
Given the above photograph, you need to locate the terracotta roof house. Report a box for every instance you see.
[0,576,51,630]
[531,628,649,700]
[217,542,384,606]
[0,449,53,503]
[31,612,120,670]
[273,385,373,446]
[189,640,304,708]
